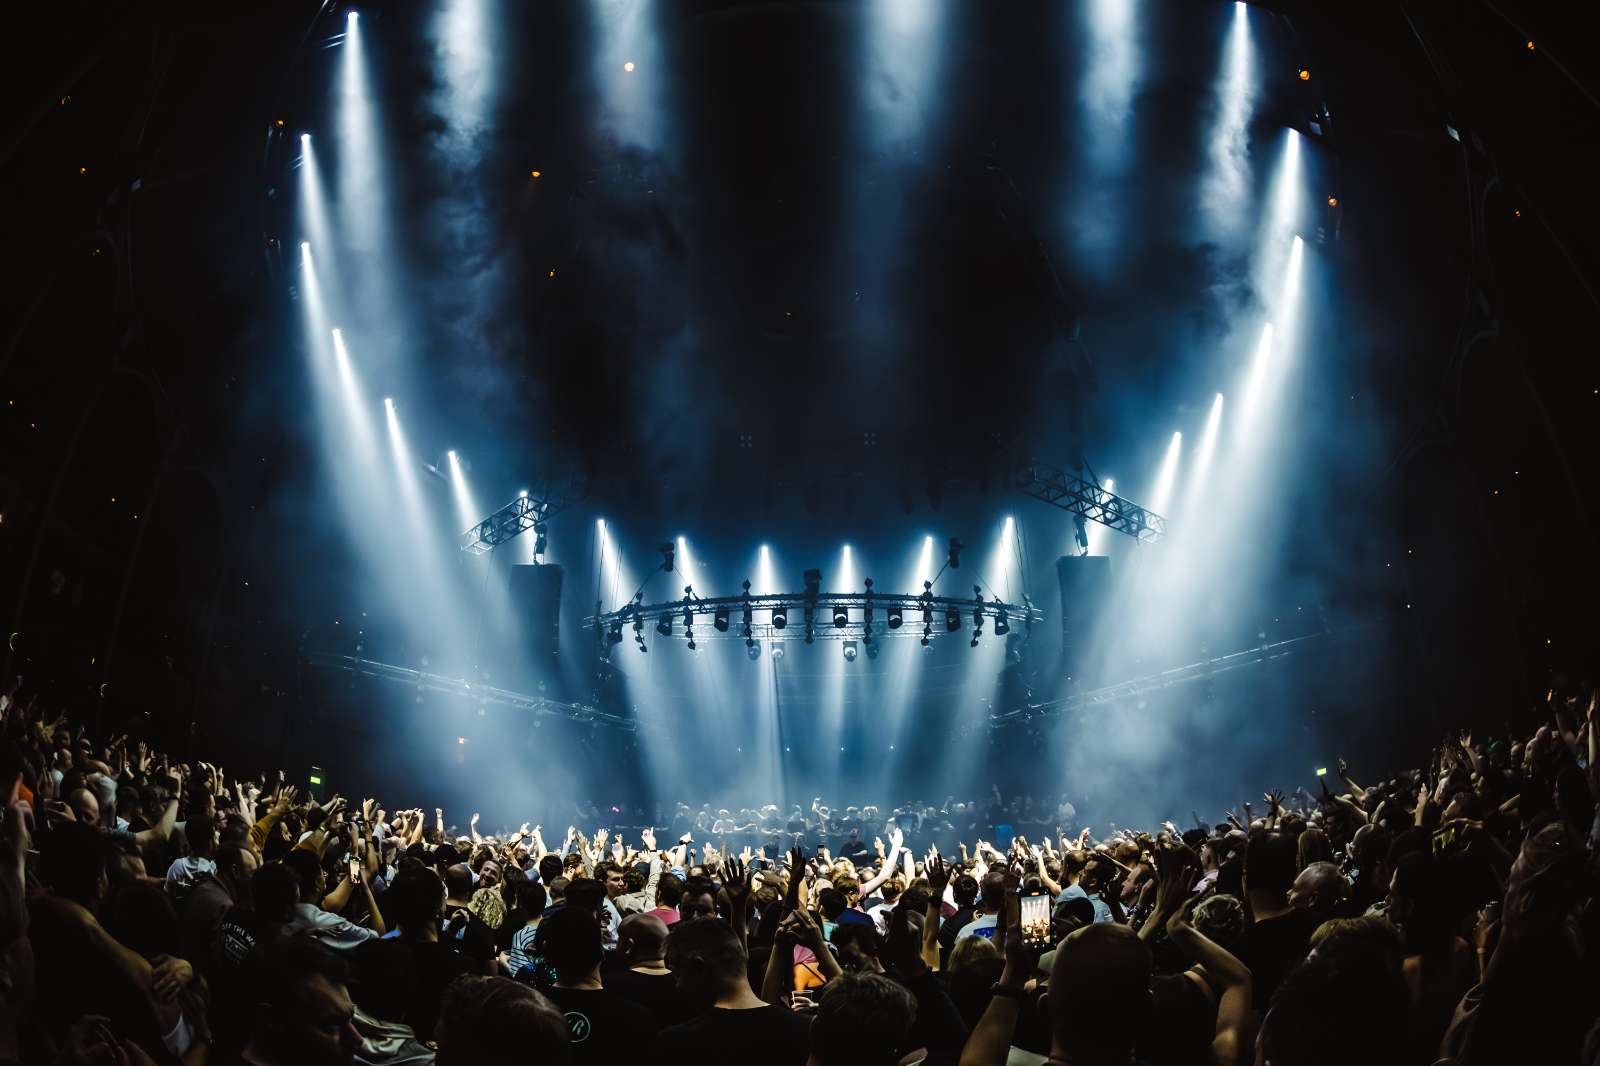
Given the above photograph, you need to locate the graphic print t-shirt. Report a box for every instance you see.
[541,986,659,1064]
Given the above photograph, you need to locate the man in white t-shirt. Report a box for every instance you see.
[953,872,1008,942]
[165,811,218,906]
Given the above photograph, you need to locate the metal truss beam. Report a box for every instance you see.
[586,589,1045,645]
[986,629,1363,729]
[306,652,636,731]
[1015,459,1166,544]
[460,485,581,555]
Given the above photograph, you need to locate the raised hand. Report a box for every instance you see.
[926,854,951,895]
[641,827,656,851]
[889,826,904,851]
[1152,847,1199,920]
[724,857,752,910]
[1165,890,1205,939]
[790,905,827,953]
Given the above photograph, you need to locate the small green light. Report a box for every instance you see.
[1315,768,1327,777]
[308,775,322,785]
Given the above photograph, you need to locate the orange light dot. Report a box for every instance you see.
[548,269,556,278]
[78,166,87,175]
[530,169,541,178]
[624,61,635,72]
[1525,39,1535,51]
[1513,209,1522,218]
[1298,68,1311,81]
[1327,195,1339,207]
[275,118,286,128]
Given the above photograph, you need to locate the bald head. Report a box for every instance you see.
[1288,861,1349,917]
[619,913,669,962]
[1049,923,1151,1061]
[68,788,100,828]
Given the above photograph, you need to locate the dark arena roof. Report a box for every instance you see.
[2,1,1596,817]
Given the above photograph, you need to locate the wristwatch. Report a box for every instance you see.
[989,983,1026,1000]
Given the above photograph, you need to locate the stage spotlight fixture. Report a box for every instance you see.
[658,542,675,572]
[994,606,1010,636]
[1327,195,1339,207]
[746,639,761,660]
[607,620,623,645]
[804,607,815,643]
[656,615,672,637]
[887,606,903,629]
[635,632,648,653]
[772,606,788,629]
[842,641,858,662]
[948,537,964,568]
[534,523,548,556]
[945,607,961,632]
[686,635,697,651]
[971,630,981,648]
[713,608,730,632]
[1074,515,1089,552]
[771,640,785,661]
[832,604,849,628]
[803,569,822,597]
[865,639,880,660]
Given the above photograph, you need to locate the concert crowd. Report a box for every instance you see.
[1,677,1595,1066]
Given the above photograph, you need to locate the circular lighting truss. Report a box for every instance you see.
[588,578,1043,654]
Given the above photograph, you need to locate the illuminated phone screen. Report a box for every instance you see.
[1020,892,1052,947]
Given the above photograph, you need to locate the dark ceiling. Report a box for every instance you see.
[2,0,1596,731]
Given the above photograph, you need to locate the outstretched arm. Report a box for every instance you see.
[1033,847,1062,897]
[1335,758,1366,802]
[958,894,1024,1066]
[1168,895,1254,1066]
[859,828,905,898]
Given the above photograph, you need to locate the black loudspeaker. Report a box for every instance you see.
[508,564,564,669]
[1056,554,1111,690]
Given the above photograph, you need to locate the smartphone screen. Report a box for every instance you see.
[1019,891,1052,947]
[348,857,361,882]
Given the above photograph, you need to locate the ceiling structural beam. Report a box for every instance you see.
[985,627,1374,731]
[1014,458,1167,544]
[305,652,636,731]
